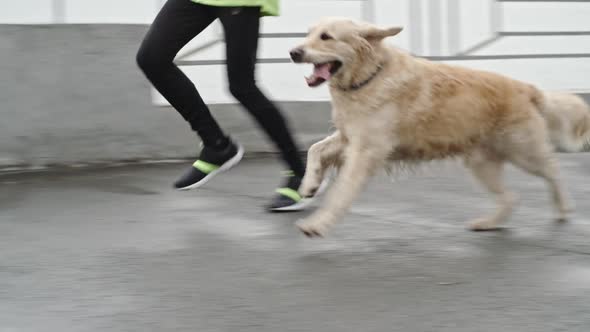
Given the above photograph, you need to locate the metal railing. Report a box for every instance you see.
[462,0,590,58]
[175,0,374,65]
[38,0,589,64]
[49,0,167,24]
[175,0,590,66]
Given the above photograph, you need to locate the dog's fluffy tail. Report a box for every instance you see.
[536,90,590,152]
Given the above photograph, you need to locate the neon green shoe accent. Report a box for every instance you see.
[281,170,295,177]
[276,187,302,202]
[193,160,220,174]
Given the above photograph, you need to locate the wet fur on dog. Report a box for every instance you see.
[289,17,586,237]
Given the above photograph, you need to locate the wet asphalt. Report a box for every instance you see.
[2,155,590,332]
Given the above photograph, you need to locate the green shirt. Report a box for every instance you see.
[191,0,279,16]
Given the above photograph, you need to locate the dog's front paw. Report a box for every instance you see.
[557,201,574,222]
[296,212,334,238]
[296,221,327,238]
[299,176,321,198]
[468,218,503,232]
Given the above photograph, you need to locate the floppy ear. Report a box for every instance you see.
[359,25,403,41]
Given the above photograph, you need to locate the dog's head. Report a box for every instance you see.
[289,17,403,88]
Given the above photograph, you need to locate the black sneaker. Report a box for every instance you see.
[267,171,314,212]
[174,139,244,190]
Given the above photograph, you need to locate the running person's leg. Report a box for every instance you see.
[137,0,243,190]
[137,0,224,146]
[218,6,312,211]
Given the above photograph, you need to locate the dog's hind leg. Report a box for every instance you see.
[507,141,572,222]
[297,142,386,237]
[465,150,517,231]
[299,131,344,198]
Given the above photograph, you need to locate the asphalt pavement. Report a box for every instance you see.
[2,155,590,332]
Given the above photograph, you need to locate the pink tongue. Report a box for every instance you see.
[313,64,332,80]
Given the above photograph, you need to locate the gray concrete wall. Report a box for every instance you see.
[0,25,331,170]
[0,25,588,170]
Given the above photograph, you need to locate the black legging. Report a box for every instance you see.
[136,0,305,177]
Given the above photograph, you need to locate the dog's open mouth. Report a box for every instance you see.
[305,61,342,87]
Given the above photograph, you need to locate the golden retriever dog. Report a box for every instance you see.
[288,17,588,237]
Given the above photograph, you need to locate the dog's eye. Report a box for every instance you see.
[320,32,333,41]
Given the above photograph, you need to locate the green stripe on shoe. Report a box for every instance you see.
[193,160,220,174]
[276,187,302,202]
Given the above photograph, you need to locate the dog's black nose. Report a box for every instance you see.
[290,48,304,63]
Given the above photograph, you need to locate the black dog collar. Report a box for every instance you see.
[336,64,384,92]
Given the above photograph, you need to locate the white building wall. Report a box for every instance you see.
[2,0,589,103]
